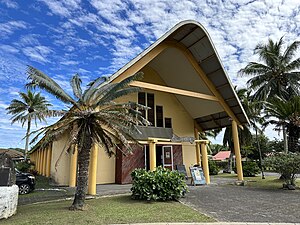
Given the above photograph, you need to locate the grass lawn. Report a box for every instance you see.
[18,175,74,200]
[34,175,53,189]
[4,195,215,225]
[213,173,299,189]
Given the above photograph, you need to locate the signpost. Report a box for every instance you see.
[190,166,206,185]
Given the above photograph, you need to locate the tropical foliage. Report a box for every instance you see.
[239,37,300,101]
[208,160,220,175]
[238,161,260,177]
[264,96,300,152]
[6,90,51,160]
[26,66,149,210]
[238,36,300,153]
[131,166,187,201]
[265,153,300,186]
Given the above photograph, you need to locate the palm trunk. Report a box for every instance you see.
[255,128,265,179]
[283,125,288,153]
[24,119,31,161]
[227,152,233,172]
[287,123,300,152]
[70,132,93,210]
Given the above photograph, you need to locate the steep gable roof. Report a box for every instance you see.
[108,20,249,130]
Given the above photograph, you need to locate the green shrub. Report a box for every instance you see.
[215,161,228,170]
[265,153,300,186]
[234,161,260,177]
[131,166,188,201]
[208,160,219,175]
[15,161,33,172]
[242,161,260,177]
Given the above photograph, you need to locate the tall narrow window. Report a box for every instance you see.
[138,92,146,119]
[147,93,155,126]
[165,118,172,128]
[156,106,163,127]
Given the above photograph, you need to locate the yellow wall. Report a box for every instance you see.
[96,145,116,184]
[45,63,199,185]
[182,143,197,177]
[117,66,195,137]
[51,133,70,185]
[117,65,197,176]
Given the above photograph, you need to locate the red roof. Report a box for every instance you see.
[212,151,231,161]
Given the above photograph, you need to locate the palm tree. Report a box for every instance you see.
[6,90,51,161]
[239,37,300,101]
[26,66,149,210]
[264,96,300,152]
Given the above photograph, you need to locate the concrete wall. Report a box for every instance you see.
[182,143,197,177]
[51,133,70,185]
[96,145,115,184]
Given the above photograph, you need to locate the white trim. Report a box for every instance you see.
[144,145,147,169]
[162,146,173,171]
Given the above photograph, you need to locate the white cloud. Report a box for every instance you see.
[39,0,82,17]
[0,21,27,37]
[22,46,52,63]
[0,102,8,109]
[0,44,19,53]
[0,52,27,82]
[18,34,41,46]
[60,60,79,66]
[0,0,18,8]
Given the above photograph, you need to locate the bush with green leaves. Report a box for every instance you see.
[265,153,300,186]
[15,161,33,172]
[215,161,228,170]
[131,166,188,201]
[234,161,260,177]
[242,161,260,177]
[208,160,220,175]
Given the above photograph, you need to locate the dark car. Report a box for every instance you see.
[15,169,36,194]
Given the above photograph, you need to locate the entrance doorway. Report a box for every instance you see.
[144,145,173,171]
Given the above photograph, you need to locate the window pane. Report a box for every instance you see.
[165,118,172,128]
[138,92,146,119]
[156,106,163,127]
[147,93,155,126]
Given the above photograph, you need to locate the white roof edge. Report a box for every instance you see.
[109,20,249,125]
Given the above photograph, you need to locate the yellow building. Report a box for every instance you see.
[29,20,249,194]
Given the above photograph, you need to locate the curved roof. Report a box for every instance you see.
[110,20,249,130]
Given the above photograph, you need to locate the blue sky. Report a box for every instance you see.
[0,0,299,148]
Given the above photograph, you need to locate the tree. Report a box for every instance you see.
[241,134,270,160]
[264,96,300,152]
[26,66,149,210]
[240,37,300,153]
[239,37,300,101]
[265,153,300,187]
[6,90,51,160]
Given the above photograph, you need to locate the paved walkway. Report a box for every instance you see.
[181,177,300,223]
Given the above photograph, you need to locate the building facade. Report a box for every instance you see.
[29,20,249,194]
